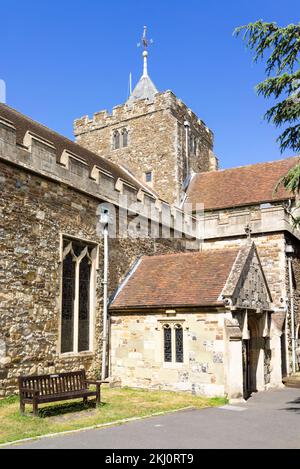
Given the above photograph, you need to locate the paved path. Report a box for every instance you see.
[7,388,300,449]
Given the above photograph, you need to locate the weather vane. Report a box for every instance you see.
[137,26,154,78]
[137,26,154,51]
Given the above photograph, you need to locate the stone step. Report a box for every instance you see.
[283,374,300,388]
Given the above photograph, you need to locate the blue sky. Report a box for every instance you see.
[0,0,299,168]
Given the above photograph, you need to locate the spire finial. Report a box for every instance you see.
[138,26,153,77]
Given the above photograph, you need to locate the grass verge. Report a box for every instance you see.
[0,386,227,445]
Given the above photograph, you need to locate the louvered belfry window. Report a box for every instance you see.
[61,238,96,354]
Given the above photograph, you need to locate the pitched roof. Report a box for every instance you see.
[186,157,299,211]
[110,249,240,310]
[0,103,151,194]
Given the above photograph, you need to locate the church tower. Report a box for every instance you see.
[74,27,218,206]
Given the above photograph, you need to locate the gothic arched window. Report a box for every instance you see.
[113,130,120,150]
[164,325,172,362]
[175,324,184,363]
[61,251,76,354]
[162,323,184,363]
[78,253,92,352]
[122,129,128,148]
[61,239,97,354]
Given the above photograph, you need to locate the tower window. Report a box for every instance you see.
[112,128,129,150]
[113,130,120,150]
[189,134,197,156]
[122,129,129,147]
[145,171,153,183]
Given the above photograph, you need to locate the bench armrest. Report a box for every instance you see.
[84,380,109,386]
[19,387,40,397]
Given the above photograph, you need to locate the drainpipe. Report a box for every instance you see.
[286,244,296,374]
[100,209,110,381]
[184,120,190,177]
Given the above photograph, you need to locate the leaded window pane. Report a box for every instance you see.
[61,252,75,353]
[175,325,183,363]
[164,326,172,362]
[78,255,91,352]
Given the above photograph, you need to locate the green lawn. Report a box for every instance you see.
[0,386,227,445]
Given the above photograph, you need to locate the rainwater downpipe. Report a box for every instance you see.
[286,244,297,374]
[101,213,110,381]
[184,120,190,177]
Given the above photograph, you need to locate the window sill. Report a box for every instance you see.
[163,362,185,369]
[58,351,95,360]
[112,146,128,151]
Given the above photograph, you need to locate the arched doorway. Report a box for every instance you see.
[243,315,261,399]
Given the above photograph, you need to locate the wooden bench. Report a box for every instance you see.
[18,370,108,416]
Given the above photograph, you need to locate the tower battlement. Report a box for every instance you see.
[73,27,217,205]
[74,90,214,144]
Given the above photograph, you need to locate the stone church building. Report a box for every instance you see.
[0,37,299,400]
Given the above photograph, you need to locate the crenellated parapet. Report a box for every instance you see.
[73,90,217,205]
[74,90,214,145]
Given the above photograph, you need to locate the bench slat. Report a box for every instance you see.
[19,370,102,416]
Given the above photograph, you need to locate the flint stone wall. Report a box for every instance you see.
[0,157,184,396]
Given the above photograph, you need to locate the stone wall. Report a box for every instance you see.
[110,310,226,397]
[74,91,216,206]
[202,233,287,312]
[286,235,300,371]
[201,200,300,374]
[202,232,292,379]
[0,159,184,396]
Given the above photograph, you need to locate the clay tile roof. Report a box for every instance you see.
[110,249,240,310]
[186,157,299,211]
[0,102,152,194]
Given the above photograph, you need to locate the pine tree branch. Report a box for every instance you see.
[274,160,300,194]
[256,71,300,99]
[277,124,300,153]
[234,20,300,75]
[265,99,300,125]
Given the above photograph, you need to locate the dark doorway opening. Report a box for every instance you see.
[243,316,260,399]
[281,321,288,379]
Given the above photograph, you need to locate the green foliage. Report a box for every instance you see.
[274,160,300,228]
[275,159,300,194]
[234,20,300,154]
